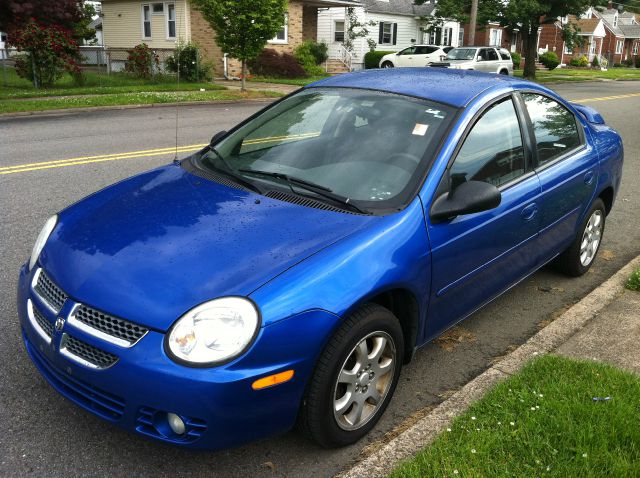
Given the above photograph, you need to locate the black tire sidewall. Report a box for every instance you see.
[565,198,606,276]
[303,305,404,447]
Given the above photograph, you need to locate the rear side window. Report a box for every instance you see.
[481,48,499,61]
[522,93,582,166]
[450,98,525,188]
[499,49,511,60]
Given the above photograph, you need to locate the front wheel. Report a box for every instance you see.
[554,198,606,276]
[298,304,404,448]
[381,61,394,68]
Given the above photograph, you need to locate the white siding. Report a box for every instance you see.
[318,8,462,69]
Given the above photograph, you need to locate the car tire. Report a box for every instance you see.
[499,69,509,75]
[554,198,606,277]
[297,303,404,448]
[381,61,394,68]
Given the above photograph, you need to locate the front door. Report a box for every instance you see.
[426,95,541,337]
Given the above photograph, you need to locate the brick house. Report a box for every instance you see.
[100,0,359,77]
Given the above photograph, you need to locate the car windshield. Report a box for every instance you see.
[446,48,478,60]
[200,88,454,211]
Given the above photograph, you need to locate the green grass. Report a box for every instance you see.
[0,89,282,114]
[626,268,640,291]
[0,68,222,99]
[248,75,329,86]
[514,67,640,83]
[391,355,640,478]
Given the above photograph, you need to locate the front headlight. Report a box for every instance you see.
[29,215,57,270]
[166,297,260,366]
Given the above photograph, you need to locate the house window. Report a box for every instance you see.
[167,3,176,39]
[564,43,572,54]
[334,20,345,43]
[269,14,288,44]
[458,28,464,47]
[379,22,396,45]
[634,42,639,55]
[152,3,164,14]
[616,39,623,54]
[142,5,152,39]
[489,28,502,46]
[442,27,453,46]
[590,39,596,54]
[613,13,618,27]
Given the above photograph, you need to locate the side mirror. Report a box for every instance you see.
[476,55,483,61]
[430,180,501,221]
[210,130,227,147]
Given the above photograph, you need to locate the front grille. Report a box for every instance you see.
[72,305,148,345]
[62,334,118,369]
[34,269,67,313]
[33,304,54,338]
[25,335,125,421]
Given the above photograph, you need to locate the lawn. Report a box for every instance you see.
[0,89,282,114]
[0,69,223,99]
[514,67,640,83]
[391,355,640,478]
[248,75,329,86]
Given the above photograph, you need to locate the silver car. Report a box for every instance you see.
[429,46,513,75]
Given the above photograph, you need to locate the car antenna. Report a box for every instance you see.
[173,7,181,163]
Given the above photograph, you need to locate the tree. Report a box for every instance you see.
[343,7,376,56]
[191,0,287,91]
[415,0,607,80]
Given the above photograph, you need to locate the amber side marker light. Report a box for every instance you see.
[252,370,295,390]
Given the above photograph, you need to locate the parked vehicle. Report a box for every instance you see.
[18,68,622,451]
[379,45,454,68]
[430,46,514,75]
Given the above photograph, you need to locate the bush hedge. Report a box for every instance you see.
[249,49,306,78]
[165,42,212,82]
[511,52,521,70]
[569,55,589,67]
[294,41,326,76]
[539,51,559,70]
[364,50,394,69]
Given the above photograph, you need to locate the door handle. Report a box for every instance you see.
[521,203,538,221]
[584,170,595,185]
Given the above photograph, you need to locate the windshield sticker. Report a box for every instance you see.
[412,123,429,136]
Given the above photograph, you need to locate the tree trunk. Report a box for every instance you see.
[241,59,246,92]
[522,26,538,80]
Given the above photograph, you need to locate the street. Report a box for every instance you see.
[1,81,639,477]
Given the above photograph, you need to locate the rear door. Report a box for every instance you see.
[426,94,541,337]
[519,92,599,264]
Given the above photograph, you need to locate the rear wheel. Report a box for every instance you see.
[554,198,606,276]
[381,61,394,68]
[298,304,404,447]
[499,69,510,75]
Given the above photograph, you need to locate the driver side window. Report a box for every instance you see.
[399,47,416,55]
[450,98,526,188]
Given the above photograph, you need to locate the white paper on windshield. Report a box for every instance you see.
[412,123,429,136]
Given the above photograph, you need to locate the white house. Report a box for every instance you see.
[318,0,462,69]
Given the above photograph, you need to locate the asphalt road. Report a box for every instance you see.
[1,82,639,477]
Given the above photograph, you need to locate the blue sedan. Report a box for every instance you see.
[18,68,623,450]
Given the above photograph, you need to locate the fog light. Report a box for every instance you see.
[167,412,186,435]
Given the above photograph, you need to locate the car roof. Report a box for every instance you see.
[307,68,523,108]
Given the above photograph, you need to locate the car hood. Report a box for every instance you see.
[40,163,376,330]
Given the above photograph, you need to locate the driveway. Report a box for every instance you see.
[1,81,639,477]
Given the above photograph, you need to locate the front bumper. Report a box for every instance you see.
[18,264,340,450]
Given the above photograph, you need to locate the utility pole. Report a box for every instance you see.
[469,0,478,45]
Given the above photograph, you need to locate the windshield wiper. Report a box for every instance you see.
[202,147,264,194]
[239,168,366,214]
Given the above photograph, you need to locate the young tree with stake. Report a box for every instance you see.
[191,0,288,91]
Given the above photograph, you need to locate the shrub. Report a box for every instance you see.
[125,43,159,79]
[568,55,589,67]
[627,268,640,291]
[539,51,559,70]
[8,21,82,87]
[294,41,325,76]
[636,57,640,68]
[364,50,394,69]
[511,52,521,70]
[165,42,212,82]
[248,48,306,78]
[592,55,599,67]
[309,41,329,65]
[623,58,634,67]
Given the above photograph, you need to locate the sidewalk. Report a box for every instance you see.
[341,255,640,478]
[213,79,299,95]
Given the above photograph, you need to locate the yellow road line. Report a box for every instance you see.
[1,144,207,176]
[574,92,640,103]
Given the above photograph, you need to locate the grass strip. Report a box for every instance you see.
[391,354,640,477]
[0,90,282,114]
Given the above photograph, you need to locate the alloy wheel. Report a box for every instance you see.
[580,209,603,266]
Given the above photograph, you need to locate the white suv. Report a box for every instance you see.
[428,46,513,75]
[379,45,454,68]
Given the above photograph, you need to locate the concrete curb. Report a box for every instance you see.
[339,254,640,478]
[0,98,278,121]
